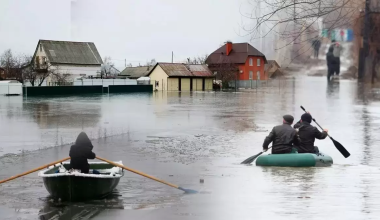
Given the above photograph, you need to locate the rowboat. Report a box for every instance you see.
[38,161,124,201]
[256,152,333,167]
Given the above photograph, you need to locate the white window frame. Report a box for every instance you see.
[249,58,253,66]
[257,58,261,66]
[249,71,253,80]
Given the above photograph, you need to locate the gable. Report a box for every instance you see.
[32,40,103,66]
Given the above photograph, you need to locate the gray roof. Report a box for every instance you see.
[36,40,103,65]
[119,66,152,78]
[148,63,214,78]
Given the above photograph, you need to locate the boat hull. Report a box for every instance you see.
[39,162,123,201]
[256,152,333,167]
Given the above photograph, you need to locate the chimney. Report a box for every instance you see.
[226,41,232,56]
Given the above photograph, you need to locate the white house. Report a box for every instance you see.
[31,40,103,85]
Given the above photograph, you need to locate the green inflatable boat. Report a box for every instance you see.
[255,152,333,167]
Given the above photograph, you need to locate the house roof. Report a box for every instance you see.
[187,64,213,77]
[119,66,152,78]
[148,63,214,77]
[205,43,267,65]
[264,60,280,71]
[34,40,103,65]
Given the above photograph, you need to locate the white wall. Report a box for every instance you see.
[73,79,137,87]
[0,83,22,95]
[51,65,101,77]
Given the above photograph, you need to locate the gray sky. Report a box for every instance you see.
[0,0,266,70]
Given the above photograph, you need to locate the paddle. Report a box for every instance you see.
[300,106,350,158]
[0,157,71,184]
[241,147,272,164]
[96,156,197,194]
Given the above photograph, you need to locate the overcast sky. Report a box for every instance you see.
[0,0,268,70]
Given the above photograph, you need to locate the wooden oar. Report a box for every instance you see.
[0,157,71,184]
[241,147,272,164]
[300,106,350,158]
[96,156,197,194]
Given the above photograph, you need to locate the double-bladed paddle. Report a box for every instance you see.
[300,106,350,158]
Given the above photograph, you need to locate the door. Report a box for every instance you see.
[257,71,260,80]
[181,78,191,91]
[193,78,203,91]
[168,78,179,91]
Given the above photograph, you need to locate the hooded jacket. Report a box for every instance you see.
[69,132,96,173]
[293,121,327,153]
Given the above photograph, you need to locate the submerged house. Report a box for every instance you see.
[31,40,103,85]
[205,41,268,88]
[147,63,214,91]
[119,66,153,79]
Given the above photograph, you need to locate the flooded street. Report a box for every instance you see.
[1,76,380,219]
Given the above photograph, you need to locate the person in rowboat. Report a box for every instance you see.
[293,113,328,154]
[69,132,97,174]
[263,115,300,154]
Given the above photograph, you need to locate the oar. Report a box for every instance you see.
[96,156,197,194]
[0,157,71,184]
[241,147,272,164]
[300,106,350,158]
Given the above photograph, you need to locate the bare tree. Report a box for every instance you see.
[207,57,239,88]
[185,54,209,64]
[241,0,363,61]
[101,56,114,78]
[22,55,54,86]
[0,49,25,82]
[146,59,157,67]
[50,67,71,86]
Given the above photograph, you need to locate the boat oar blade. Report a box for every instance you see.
[241,152,264,164]
[330,137,350,158]
[178,187,198,194]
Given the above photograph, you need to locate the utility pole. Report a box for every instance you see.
[172,51,173,63]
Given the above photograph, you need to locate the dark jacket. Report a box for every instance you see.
[69,132,96,173]
[293,121,328,153]
[326,49,339,69]
[263,123,300,154]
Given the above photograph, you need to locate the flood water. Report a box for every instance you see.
[1,76,380,219]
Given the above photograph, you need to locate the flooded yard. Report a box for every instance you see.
[1,77,380,219]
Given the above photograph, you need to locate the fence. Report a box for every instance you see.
[73,79,137,87]
[23,85,153,96]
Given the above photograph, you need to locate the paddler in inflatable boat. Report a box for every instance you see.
[262,115,300,154]
[293,113,328,154]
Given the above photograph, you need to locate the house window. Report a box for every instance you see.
[249,71,253,79]
[257,58,261,66]
[156,81,159,87]
[257,71,261,80]
[249,58,253,66]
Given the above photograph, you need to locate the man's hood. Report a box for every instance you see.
[75,132,93,150]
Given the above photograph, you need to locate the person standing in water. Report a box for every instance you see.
[69,132,96,173]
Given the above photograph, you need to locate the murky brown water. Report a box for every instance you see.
[1,76,380,219]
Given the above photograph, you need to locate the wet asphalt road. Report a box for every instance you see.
[1,76,380,219]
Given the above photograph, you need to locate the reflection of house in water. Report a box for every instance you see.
[23,100,101,129]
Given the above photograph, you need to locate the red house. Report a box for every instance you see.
[205,42,268,86]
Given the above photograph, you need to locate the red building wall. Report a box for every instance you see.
[237,56,266,80]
